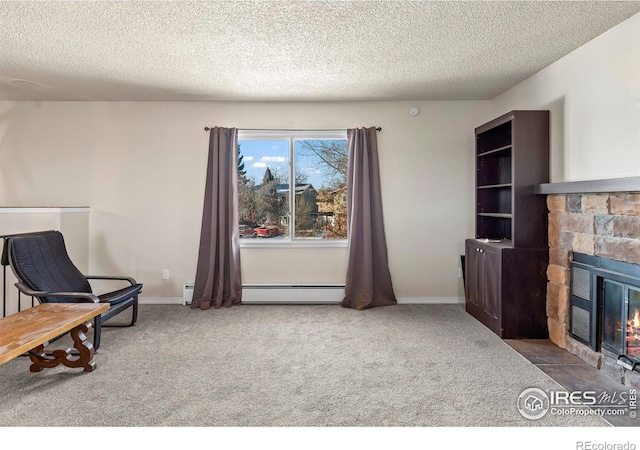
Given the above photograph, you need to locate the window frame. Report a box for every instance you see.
[237,129,348,248]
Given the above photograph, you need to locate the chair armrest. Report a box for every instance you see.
[85,275,137,286]
[14,282,100,303]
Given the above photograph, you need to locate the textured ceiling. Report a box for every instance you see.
[1,1,639,101]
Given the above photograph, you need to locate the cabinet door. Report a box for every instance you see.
[465,241,482,308]
[482,246,501,321]
[465,240,503,337]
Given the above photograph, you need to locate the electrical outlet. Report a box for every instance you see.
[162,269,170,280]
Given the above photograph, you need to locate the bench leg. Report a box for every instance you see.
[29,322,97,373]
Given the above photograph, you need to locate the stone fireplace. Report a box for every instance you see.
[545,190,640,388]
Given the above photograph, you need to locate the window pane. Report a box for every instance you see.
[294,139,348,239]
[237,140,290,239]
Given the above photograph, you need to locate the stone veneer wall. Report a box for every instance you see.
[546,192,640,388]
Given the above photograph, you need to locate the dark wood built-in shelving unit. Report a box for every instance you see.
[465,110,550,339]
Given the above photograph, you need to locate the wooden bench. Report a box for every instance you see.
[0,303,109,373]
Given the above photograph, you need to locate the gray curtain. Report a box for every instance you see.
[341,127,397,310]
[192,127,242,310]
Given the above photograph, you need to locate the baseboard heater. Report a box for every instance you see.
[183,284,345,305]
[183,284,194,305]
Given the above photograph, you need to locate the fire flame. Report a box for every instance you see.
[627,308,640,354]
[632,309,640,330]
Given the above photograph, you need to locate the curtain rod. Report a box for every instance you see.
[203,127,381,132]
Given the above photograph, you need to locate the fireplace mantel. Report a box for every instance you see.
[536,176,640,195]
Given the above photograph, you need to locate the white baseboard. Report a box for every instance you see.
[139,296,464,305]
[139,297,183,305]
[242,285,345,304]
[397,297,465,304]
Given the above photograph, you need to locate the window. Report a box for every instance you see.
[237,130,348,244]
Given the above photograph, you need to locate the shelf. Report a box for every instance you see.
[477,150,511,186]
[536,176,640,194]
[477,145,512,158]
[473,239,514,249]
[478,213,512,218]
[0,207,90,214]
[477,183,512,190]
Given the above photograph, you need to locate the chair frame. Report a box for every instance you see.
[5,231,140,351]
[13,277,139,351]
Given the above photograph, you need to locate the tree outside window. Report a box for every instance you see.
[237,132,347,241]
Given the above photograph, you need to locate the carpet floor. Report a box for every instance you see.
[0,304,609,427]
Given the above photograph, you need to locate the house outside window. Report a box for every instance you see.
[237,130,348,246]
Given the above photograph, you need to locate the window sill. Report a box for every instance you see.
[239,239,348,249]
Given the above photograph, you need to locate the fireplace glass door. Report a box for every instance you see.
[601,279,640,361]
[602,279,624,355]
[572,254,640,364]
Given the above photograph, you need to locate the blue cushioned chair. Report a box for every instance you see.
[6,230,142,350]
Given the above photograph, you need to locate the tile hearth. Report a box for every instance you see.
[507,339,639,427]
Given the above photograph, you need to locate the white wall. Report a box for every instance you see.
[492,12,640,183]
[0,101,489,301]
[2,12,637,304]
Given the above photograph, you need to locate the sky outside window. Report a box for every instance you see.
[238,136,348,240]
[238,139,346,189]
